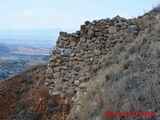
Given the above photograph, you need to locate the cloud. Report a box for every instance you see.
[0,6,84,29]
[21,11,34,17]
[0,0,115,30]
[0,0,159,30]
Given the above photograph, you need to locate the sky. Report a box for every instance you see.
[0,0,159,31]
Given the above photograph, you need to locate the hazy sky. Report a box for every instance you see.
[0,0,159,30]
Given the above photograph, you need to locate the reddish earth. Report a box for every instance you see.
[0,64,70,120]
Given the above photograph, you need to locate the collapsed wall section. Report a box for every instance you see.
[46,16,141,97]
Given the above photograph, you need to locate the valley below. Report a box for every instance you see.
[0,34,55,80]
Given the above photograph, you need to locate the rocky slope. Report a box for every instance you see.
[1,6,160,120]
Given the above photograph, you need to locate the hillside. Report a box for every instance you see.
[0,64,70,120]
[0,43,50,81]
[1,6,160,120]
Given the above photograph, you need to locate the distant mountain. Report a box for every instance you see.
[0,36,56,48]
[0,43,51,59]
[0,29,76,36]
[0,29,61,36]
[0,29,76,48]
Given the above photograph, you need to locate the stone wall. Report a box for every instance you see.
[46,15,141,97]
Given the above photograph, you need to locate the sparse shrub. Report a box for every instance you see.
[154,22,160,34]
[46,99,59,115]
[11,99,39,120]
[71,18,160,120]
[105,74,110,81]
[12,99,28,115]
[151,4,160,13]
[29,111,39,120]
[21,75,33,84]
[122,59,130,70]
[39,79,46,85]
[105,60,113,66]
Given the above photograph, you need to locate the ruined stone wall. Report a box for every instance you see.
[46,16,141,97]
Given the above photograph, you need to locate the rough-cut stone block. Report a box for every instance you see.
[52,49,61,54]
[85,21,90,25]
[73,65,80,72]
[46,78,54,83]
[46,67,53,74]
[88,30,94,35]
[63,52,70,57]
[60,36,67,41]
[61,66,68,70]
[68,62,75,67]
[64,49,72,54]
[101,50,108,55]
[52,91,60,96]
[80,25,85,29]
[62,57,69,62]
[74,80,80,86]
[49,57,56,62]
[68,37,74,42]
[94,49,101,56]
[48,62,55,67]
[80,37,86,42]
[59,31,67,37]
[156,14,160,21]
[129,25,139,31]
[70,41,77,47]
[54,63,61,66]
[79,83,87,88]
[110,39,118,44]
[109,35,114,40]
[102,29,109,34]
[99,23,106,29]
[46,74,53,79]
[109,27,117,34]
[54,67,60,72]
[114,34,120,39]
[91,37,96,42]
[53,73,60,79]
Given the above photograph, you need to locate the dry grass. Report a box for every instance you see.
[71,20,160,120]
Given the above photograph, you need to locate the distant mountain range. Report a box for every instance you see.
[0,29,76,35]
[0,29,61,36]
[0,29,76,48]
[0,43,51,59]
